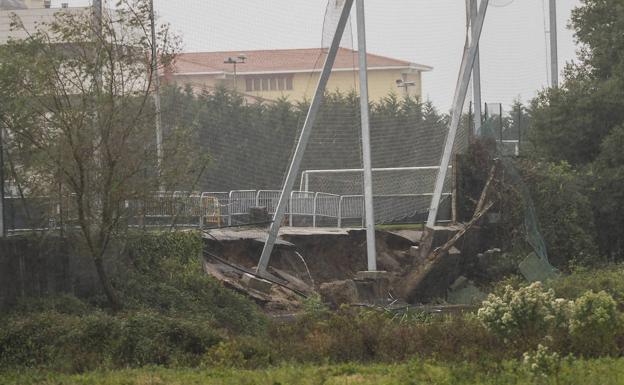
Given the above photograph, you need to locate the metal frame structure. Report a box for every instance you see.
[256,0,355,276]
[469,0,483,135]
[356,0,377,272]
[427,0,490,228]
[299,166,449,192]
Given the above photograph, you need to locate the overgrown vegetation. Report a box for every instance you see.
[0,231,267,372]
[2,358,624,385]
[3,258,624,373]
[526,0,624,261]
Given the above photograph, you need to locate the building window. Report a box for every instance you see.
[245,75,294,92]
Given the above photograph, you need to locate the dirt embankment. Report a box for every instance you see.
[203,229,418,289]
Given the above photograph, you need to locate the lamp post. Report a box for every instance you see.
[224,55,247,92]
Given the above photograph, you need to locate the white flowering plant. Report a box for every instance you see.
[522,344,563,381]
[569,290,619,356]
[477,282,572,341]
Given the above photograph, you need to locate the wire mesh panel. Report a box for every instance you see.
[1,0,576,239]
[314,193,341,227]
[228,190,257,225]
[339,195,364,228]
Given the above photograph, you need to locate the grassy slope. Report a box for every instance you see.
[2,359,623,385]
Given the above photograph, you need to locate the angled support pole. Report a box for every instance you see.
[469,0,483,135]
[549,0,559,88]
[426,0,489,228]
[356,0,377,272]
[256,0,354,275]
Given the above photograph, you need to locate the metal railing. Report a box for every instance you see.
[5,189,452,233]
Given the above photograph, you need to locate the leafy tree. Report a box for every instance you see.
[526,0,624,260]
[0,1,206,309]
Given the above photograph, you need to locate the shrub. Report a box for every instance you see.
[269,306,502,364]
[114,311,223,367]
[547,265,624,308]
[523,344,563,381]
[118,231,268,335]
[569,291,619,356]
[478,282,571,344]
[520,160,599,268]
[202,337,273,369]
[0,307,225,371]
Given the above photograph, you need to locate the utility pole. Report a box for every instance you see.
[549,0,559,88]
[150,0,165,191]
[256,0,354,276]
[0,126,5,237]
[93,0,102,70]
[356,0,377,272]
[469,0,483,135]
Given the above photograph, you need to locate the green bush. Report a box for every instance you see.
[114,311,223,367]
[0,308,225,372]
[269,306,502,364]
[202,337,273,369]
[520,161,599,268]
[569,291,619,356]
[546,265,624,307]
[118,231,267,335]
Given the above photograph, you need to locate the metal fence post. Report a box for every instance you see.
[313,193,318,228]
[338,196,343,228]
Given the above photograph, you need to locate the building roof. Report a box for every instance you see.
[172,47,432,76]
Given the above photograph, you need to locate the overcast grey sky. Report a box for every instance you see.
[60,0,581,110]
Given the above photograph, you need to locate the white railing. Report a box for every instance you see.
[228,190,257,225]
[313,192,340,227]
[289,191,315,226]
[256,190,282,213]
[5,189,452,233]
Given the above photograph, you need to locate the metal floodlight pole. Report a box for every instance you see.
[549,0,559,88]
[0,126,5,237]
[150,0,165,192]
[256,0,354,275]
[356,0,377,272]
[469,0,483,135]
[426,0,489,228]
[499,103,503,143]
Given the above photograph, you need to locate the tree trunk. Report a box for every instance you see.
[93,254,121,311]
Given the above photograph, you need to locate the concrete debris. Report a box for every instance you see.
[319,279,359,307]
[241,273,273,294]
[447,276,486,305]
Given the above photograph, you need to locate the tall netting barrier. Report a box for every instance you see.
[0,0,579,236]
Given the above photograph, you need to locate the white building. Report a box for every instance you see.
[0,0,87,44]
